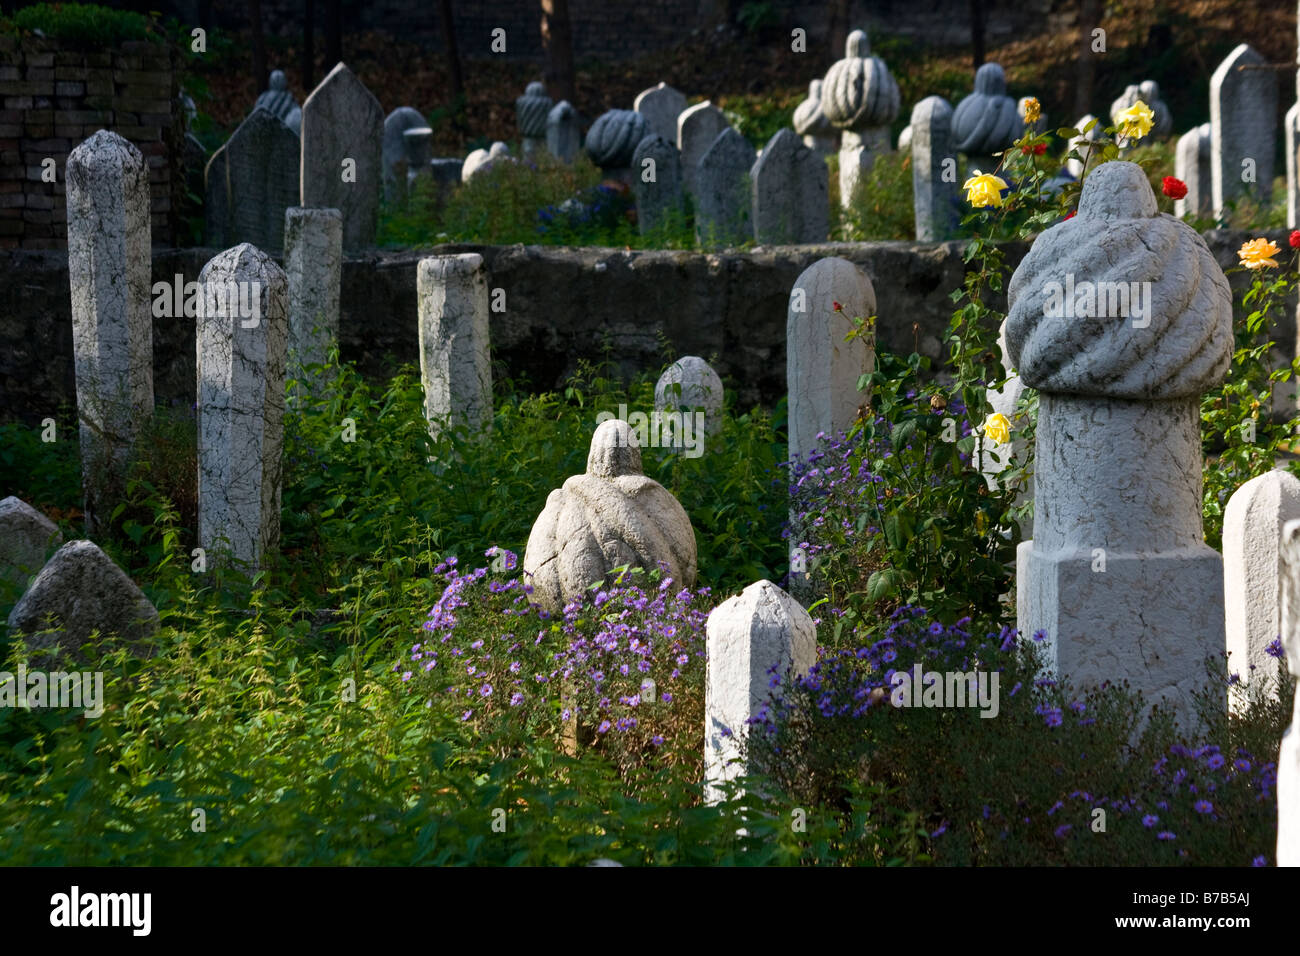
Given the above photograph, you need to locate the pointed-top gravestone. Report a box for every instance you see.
[300,62,384,252]
[66,129,153,536]
[631,134,684,235]
[677,101,730,197]
[910,95,960,241]
[254,69,301,132]
[1006,161,1232,725]
[383,106,428,203]
[751,128,827,245]
[516,81,552,156]
[547,100,580,163]
[196,243,289,570]
[634,82,687,145]
[1175,123,1212,219]
[212,107,300,254]
[694,127,754,248]
[1210,44,1277,220]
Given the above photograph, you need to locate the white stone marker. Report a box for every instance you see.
[515,81,553,157]
[1174,123,1213,219]
[786,257,875,466]
[1005,161,1233,725]
[910,95,960,241]
[1210,44,1277,221]
[1277,518,1300,865]
[820,29,899,209]
[417,254,492,437]
[634,82,687,146]
[654,355,725,445]
[0,496,63,595]
[300,62,384,253]
[66,129,153,536]
[705,579,816,804]
[1224,470,1300,706]
[196,244,289,569]
[546,100,580,163]
[751,128,828,245]
[631,134,684,235]
[677,101,730,198]
[284,206,343,395]
[694,127,754,248]
[1066,114,1102,180]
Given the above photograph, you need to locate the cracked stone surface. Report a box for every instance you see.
[1277,519,1300,865]
[631,134,683,235]
[0,496,63,595]
[197,243,288,569]
[417,253,492,436]
[300,63,383,252]
[634,82,686,148]
[705,579,815,803]
[694,127,754,248]
[7,539,158,663]
[522,419,697,614]
[1210,44,1277,219]
[208,107,299,254]
[66,129,153,536]
[284,206,342,389]
[910,95,960,241]
[677,101,730,198]
[751,128,828,245]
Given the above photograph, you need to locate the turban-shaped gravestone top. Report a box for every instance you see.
[523,419,697,614]
[951,62,1020,156]
[1005,160,1232,399]
[820,29,899,132]
[586,109,648,170]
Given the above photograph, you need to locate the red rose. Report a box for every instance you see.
[1033,143,1047,155]
[1020,145,1031,155]
[1162,176,1188,201]
[1290,230,1300,250]
[1064,211,1076,220]
[832,301,843,312]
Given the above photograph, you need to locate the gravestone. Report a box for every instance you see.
[897,124,912,152]
[677,101,730,197]
[1224,470,1300,707]
[546,100,580,163]
[1109,81,1172,141]
[417,254,492,437]
[585,109,647,181]
[1006,162,1232,725]
[300,62,384,253]
[631,134,684,235]
[792,78,836,155]
[654,355,725,443]
[786,257,875,466]
[196,244,289,570]
[952,62,1019,174]
[6,540,159,663]
[254,69,301,132]
[204,143,229,246]
[910,95,960,241]
[383,106,427,204]
[821,29,899,208]
[1288,9,1300,229]
[1174,123,1213,219]
[634,82,687,145]
[1210,44,1277,220]
[704,580,816,804]
[404,128,434,191]
[463,142,511,182]
[1277,518,1300,865]
[516,81,553,157]
[1066,114,1102,180]
[213,108,300,254]
[284,207,342,395]
[65,130,153,536]
[694,128,754,248]
[751,128,827,245]
[0,497,62,597]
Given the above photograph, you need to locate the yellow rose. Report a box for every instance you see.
[982,412,1011,445]
[1239,237,1281,269]
[1115,100,1155,141]
[1021,97,1041,125]
[963,171,1008,209]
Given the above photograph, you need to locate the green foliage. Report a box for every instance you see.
[831,148,915,241]
[4,3,154,45]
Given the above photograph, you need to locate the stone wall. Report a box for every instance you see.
[0,231,1292,426]
[0,35,182,249]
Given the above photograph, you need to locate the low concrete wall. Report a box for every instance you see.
[1,231,1293,426]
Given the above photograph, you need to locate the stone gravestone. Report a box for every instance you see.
[1210,44,1277,220]
[1006,161,1232,726]
[300,62,384,253]
[0,496,63,597]
[1174,123,1213,219]
[951,62,1019,175]
[821,29,899,209]
[516,81,552,157]
[204,143,229,246]
[1223,470,1300,708]
[631,134,684,235]
[1288,9,1300,229]
[284,207,343,397]
[404,127,434,192]
[910,95,960,241]
[383,106,427,204]
[1066,114,1102,180]
[213,108,300,255]
[705,579,816,804]
[1277,519,1300,865]
[634,82,687,146]
[417,254,492,438]
[694,127,754,248]
[793,78,836,155]
[1110,81,1172,141]
[546,100,580,163]
[585,109,647,182]
[677,101,730,198]
[463,142,511,182]
[751,128,828,245]
[654,355,725,446]
[786,257,875,466]
[6,539,158,663]
[65,130,153,536]
[196,244,289,570]
[254,69,301,132]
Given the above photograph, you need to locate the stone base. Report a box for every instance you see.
[1281,721,1299,866]
[1018,541,1224,726]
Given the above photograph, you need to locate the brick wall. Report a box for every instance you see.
[0,35,182,249]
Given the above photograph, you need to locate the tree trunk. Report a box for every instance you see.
[324,0,342,68]
[439,0,464,108]
[302,0,315,90]
[250,0,267,101]
[827,0,849,59]
[541,0,576,105]
[1075,0,1103,120]
[969,0,986,70]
